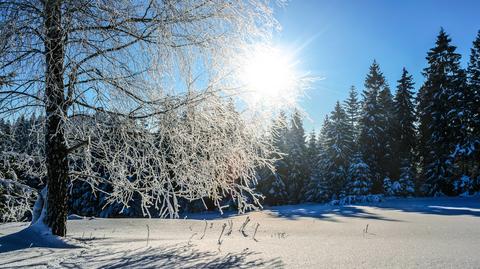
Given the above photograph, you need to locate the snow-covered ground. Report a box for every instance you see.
[1,196,480,268]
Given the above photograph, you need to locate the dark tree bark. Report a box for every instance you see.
[44,0,68,236]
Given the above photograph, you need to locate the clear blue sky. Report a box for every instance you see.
[273,0,480,131]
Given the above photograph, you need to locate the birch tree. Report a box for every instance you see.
[0,0,280,236]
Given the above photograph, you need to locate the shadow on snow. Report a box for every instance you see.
[369,196,480,218]
[0,243,284,269]
[183,196,480,222]
[265,203,398,222]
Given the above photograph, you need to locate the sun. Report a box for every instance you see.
[240,45,300,108]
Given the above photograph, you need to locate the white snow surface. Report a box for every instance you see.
[2,196,480,268]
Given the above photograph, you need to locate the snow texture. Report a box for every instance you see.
[2,196,480,268]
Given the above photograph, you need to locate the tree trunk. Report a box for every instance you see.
[44,0,68,237]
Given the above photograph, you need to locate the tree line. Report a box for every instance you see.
[258,29,480,205]
[1,29,479,220]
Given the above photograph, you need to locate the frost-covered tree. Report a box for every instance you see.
[346,153,372,196]
[305,130,319,177]
[397,160,416,196]
[468,31,480,139]
[322,102,352,198]
[377,83,396,180]
[305,116,329,202]
[284,109,308,203]
[301,130,320,202]
[0,178,37,222]
[0,0,280,236]
[256,113,288,206]
[465,30,480,189]
[1,117,43,220]
[384,159,415,197]
[417,29,468,195]
[343,86,361,152]
[0,119,12,152]
[359,60,387,193]
[392,68,417,183]
[12,116,29,153]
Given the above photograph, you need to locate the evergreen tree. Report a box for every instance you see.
[256,113,289,205]
[0,119,12,152]
[305,130,320,179]
[417,29,467,195]
[384,159,415,197]
[24,114,44,155]
[466,30,480,188]
[377,83,396,179]
[397,160,416,196]
[303,129,321,202]
[13,115,30,154]
[305,116,329,202]
[392,68,417,183]
[343,86,361,151]
[346,153,372,196]
[359,60,387,193]
[274,111,290,154]
[468,31,480,136]
[322,102,352,198]
[284,109,308,203]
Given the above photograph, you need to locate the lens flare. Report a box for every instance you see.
[240,45,300,109]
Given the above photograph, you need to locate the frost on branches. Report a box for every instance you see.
[347,154,372,196]
[66,96,276,218]
[0,120,45,222]
[0,178,37,222]
[1,94,278,220]
[0,0,287,231]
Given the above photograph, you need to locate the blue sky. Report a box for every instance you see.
[273,0,480,131]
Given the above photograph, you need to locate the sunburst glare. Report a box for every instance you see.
[240,45,301,109]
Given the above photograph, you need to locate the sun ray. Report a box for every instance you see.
[240,45,301,109]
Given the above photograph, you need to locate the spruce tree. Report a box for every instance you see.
[305,116,329,202]
[359,60,387,193]
[256,113,288,205]
[346,153,372,196]
[306,130,319,178]
[466,30,480,188]
[0,119,12,152]
[468,31,480,134]
[397,160,416,196]
[392,68,417,185]
[13,115,30,154]
[377,83,396,179]
[343,86,361,152]
[322,102,352,198]
[417,29,467,195]
[284,109,308,203]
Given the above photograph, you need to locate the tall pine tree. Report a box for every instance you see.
[305,116,329,202]
[359,60,387,193]
[344,86,361,152]
[393,68,416,163]
[466,30,480,188]
[417,29,467,195]
[322,102,352,198]
[256,112,288,205]
[305,130,320,179]
[284,109,308,203]
[346,152,372,196]
[377,83,396,180]
[392,68,417,186]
